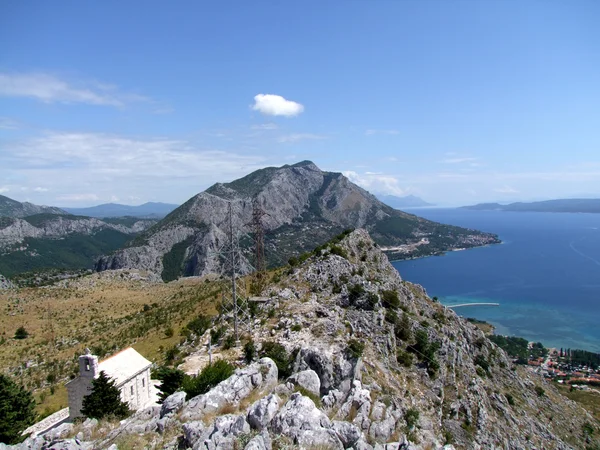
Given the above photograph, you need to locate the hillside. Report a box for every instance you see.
[377,194,433,208]
[0,214,157,278]
[463,198,600,213]
[96,161,499,281]
[0,195,66,218]
[6,230,599,449]
[62,202,178,218]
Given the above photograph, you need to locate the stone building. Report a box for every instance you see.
[66,347,153,419]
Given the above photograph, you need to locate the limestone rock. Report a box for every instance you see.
[286,369,321,397]
[160,391,187,418]
[247,393,280,430]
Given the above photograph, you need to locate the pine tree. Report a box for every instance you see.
[81,371,130,420]
[0,374,36,444]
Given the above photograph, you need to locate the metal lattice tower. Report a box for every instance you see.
[216,201,251,345]
[249,197,268,294]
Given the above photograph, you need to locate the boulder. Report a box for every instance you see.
[286,369,321,397]
[332,420,362,447]
[183,421,206,447]
[160,391,187,418]
[41,439,90,450]
[181,358,278,421]
[296,429,343,449]
[271,393,333,442]
[246,393,280,430]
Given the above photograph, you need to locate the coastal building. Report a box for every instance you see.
[66,347,153,419]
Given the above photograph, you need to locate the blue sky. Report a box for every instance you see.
[1,1,599,207]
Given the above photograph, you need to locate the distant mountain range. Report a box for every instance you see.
[96,161,499,281]
[463,199,600,213]
[62,202,179,218]
[0,194,66,218]
[377,194,433,209]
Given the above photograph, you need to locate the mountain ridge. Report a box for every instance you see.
[0,194,67,218]
[97,161,500,281]
[463,198,600,213]
[377,194,434,208]
[62,202,178,218]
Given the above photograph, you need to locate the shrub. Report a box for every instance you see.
[223,334,236,350]
[14,326,28,340]
[182,360,235,398]
[396,349,413,367]
[186,315,211,337]
[154,367,186,403]
[346,339,365,359]
[164,327,174,338]
[381,290,400,309]
[291,324,302,332]
[405,408,420,429]
[210,326,226,344]
[0,374,36,444]
[394,312,412,342]
[329,245,348,259]
[81,371,130,420]
[260,341,292,379]
[244,340,256,364]
[474,355,490,372]
[348,284,365,303]
[534,386,545,397]
[505,393,515,406]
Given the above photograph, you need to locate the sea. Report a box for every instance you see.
[392,208,600,353]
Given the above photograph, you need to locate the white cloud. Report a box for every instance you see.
[33,187,48,192]
[251,123,278,130]
[57,193,100,202]
[0,186,9,194]
[365,129,399,136]
[252,94,304,117]
[343,170,408,196]
[494,185,519,194]
[0,72,149,107]
[277,133,327,143]
[1,132,269,205]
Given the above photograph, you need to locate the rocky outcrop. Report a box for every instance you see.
[96,161,500,281]
[0,194,66,218]
[0,273,14,289]
[9,230,597,449]
[0,216,156,250]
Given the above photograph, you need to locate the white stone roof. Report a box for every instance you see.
[98,347,152,386]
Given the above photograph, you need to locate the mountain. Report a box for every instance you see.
[96,161,499,281]
[62,202,179,218]
[463,198,600,213]
[0,214,157,277]
[0,194,66,218]
[377,194,433,208]
[12,230,599,448]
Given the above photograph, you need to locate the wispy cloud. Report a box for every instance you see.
[252,94,304,117]
[493,185,519,194]
[1,132,269,205]
[277,133,327,143]
[251,123,278,130]
[365,129,399,136]
[0,117,20,130]
[343,170,408,196]
[0,186,9,194]
[33,187,48,192]
[0,72,149,107]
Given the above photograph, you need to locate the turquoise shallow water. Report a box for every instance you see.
[392,209,600,352]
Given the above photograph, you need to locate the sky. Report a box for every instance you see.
[1,1,599,207]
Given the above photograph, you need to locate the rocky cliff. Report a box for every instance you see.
[96,161,500,281]
[12,229,598,450]
[0,195,66,218]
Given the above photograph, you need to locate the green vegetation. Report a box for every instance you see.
[14,326,28,340]
[489,335,529,363]
[381,290,400,309]
[407,329,440,376]
[152,367,186,403]
[0,230,131,278]
[405,408,420,429]
[161,235,195,282]
[534,385,545,397]
[81,371,130,420]
[561,348,600,370]
[346,339,365,359]
[181,360,235,398]
[244,339,256,364]
[0,374,37,444]
[259,341,293,379]
[185,314,212,338]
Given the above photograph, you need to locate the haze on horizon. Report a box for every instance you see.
[1,1,599,208]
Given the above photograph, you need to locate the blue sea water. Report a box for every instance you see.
[392,209,600,352]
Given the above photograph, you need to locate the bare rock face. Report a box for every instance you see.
[95,161,500,281]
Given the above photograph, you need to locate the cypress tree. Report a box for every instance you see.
[81,371,130,420]
[0,374,36,444]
